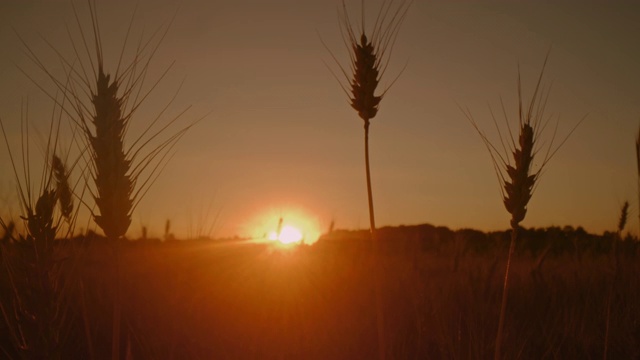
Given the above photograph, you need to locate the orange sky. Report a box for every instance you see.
[0,1,639,239]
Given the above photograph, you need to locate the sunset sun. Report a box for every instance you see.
[245,207,321,245]
[268,225,304,244]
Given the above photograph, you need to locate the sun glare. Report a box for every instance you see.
[245,207,322,245]
[268,225,304,244]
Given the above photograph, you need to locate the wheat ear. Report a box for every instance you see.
[88,67,134,239]
[52,154,74,224]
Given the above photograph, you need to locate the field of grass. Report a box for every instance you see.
[2,225,638,359]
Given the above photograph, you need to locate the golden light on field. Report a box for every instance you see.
[244,207,322,244]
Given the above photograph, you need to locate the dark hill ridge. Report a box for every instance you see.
[316,223,639,256]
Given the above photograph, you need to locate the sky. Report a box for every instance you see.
[0,0,639,240]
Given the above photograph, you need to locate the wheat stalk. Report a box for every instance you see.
[636,127,640,239]
[603,201,628,360]
[463,53,583,359]
[323,1,411,359]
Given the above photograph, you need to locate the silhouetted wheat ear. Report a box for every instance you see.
[90,67,133,239]
[351,33,382,122]
[618,201,629,234]
[52,154,74,222]
[25,189,57,245]
[504,122,536,228]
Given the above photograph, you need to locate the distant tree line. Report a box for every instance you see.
[317,223,639,257]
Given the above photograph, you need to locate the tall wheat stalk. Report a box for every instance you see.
[636,127,640,239]
[17,2,197,358]
[604,201,628,360]
[323,1,411,359]
[463,54,582,359]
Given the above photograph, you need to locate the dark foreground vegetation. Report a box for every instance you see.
[1,224,639,359]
